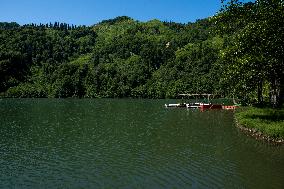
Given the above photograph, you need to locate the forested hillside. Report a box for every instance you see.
[0,0,283,107]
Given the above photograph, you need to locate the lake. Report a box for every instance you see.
[0,99,283,188]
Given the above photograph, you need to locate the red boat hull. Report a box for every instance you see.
[200,104,223,109]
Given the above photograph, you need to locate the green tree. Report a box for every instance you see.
[214,0,284,107]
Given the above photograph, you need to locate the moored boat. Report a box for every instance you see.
[165,93,241,110]
[186,103,201,108]
[200,103,223,109]
[165,103,187,108]
[222,105,239,110]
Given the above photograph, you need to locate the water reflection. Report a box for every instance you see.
[0,99,283,188]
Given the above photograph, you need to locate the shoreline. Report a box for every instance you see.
[234,117,284,145]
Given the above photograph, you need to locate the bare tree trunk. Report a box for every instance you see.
[280,73,284,108]
[270,77,281,108]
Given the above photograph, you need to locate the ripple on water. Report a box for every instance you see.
[0,99,283,189]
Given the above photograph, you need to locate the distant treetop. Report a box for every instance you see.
[99,16,134,25]
[0,22,20,29]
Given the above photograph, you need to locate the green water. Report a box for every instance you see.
[0,99,283,188]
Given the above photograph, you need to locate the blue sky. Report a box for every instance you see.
[0,0,223,25]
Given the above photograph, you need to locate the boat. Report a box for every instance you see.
[165,93,240,110]
[200,103,223,110]
[222,105,239,110]
[165,103,187,108]
[186,103,202,108]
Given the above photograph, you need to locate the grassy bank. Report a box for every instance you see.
[235,107,284,141]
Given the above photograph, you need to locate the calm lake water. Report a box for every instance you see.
[0,99,283,189]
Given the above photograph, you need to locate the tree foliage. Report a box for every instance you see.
[214,0,284,107]
[0,6,283,108]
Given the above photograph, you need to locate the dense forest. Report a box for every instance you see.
[0,0,283,107]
